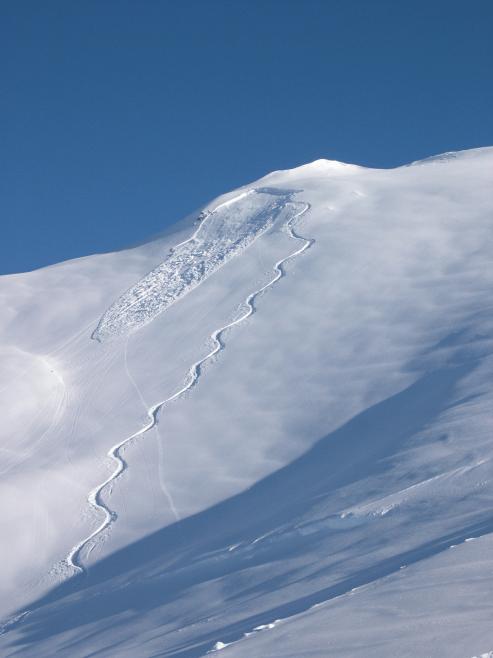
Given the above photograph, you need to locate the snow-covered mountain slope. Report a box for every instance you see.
[1,147,492,657]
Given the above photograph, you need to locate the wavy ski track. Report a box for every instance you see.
[123,339,180,521]
[92,189,255,339]
[65,200,313,575]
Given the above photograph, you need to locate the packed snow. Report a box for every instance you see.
[1,147,493,657]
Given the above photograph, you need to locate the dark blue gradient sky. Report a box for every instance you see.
[2,0,492,273]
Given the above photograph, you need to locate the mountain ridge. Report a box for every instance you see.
[1,146,493,657]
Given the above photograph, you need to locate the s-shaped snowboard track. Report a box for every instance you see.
[65,199,313,575]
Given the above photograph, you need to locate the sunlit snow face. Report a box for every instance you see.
[92,188,299,341]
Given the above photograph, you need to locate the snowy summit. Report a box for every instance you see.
[1,147,493,658]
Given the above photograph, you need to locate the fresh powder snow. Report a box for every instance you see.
[1,147,493,657]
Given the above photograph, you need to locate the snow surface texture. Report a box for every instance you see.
[93,188,302,341]
[67,195,312,574]
[1,147,493,658]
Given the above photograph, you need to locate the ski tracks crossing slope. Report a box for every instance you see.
[65,197,313,575]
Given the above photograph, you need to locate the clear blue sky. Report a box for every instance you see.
[2,0,492,274]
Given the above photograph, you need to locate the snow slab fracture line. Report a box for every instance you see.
[65,200,313,575]
[94,188,256,328]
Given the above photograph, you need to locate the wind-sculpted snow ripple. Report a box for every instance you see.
[93,188,298,341]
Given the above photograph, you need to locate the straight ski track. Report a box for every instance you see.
[65,198,313,575]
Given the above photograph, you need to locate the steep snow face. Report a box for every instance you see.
[1,147,493,658]
[93,188,300,341]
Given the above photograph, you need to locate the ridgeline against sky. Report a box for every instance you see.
[1,0,492,273]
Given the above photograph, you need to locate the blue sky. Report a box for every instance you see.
[1,0,492,274]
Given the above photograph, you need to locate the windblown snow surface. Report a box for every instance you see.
[1,147,493,658]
